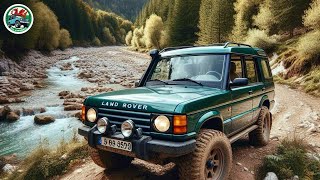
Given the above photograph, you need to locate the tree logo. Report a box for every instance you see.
[3,4,34,34]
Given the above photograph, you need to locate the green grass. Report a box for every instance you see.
[7,131,88,180]
[257,137,320,180]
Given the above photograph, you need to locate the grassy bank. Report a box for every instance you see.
[257,137,320,179]
[5,133,88,180]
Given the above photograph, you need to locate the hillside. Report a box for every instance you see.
[84,0,147,21]
[126,0,320,96]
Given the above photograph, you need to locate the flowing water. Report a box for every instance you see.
[0,56,92,158]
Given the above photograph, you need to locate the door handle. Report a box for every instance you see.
[262,87,266,91]
[248,90,253,94]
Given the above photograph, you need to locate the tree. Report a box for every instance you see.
[231,0,260,42]
[144,14,164,49]
[168,0,201,46]
[59,29,73,50]
[197,0,235,44]
[125,31,133,45]
[258,0,311,36]
[303,0,320,29]
[102,27,116,45]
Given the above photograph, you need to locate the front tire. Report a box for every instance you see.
[89,146,133,170]
[15,21,20,28]
[249,106,271,146]
[177,129,232,180]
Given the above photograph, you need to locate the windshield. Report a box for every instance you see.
[147,54,226,88]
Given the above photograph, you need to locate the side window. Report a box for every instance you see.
[261,60,272,79]
[245,57,258,83]
[230,55,243,82]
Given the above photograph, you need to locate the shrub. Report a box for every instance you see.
[144,14,164,49]
[296,30,320,59]
[92,37,101,46]
[125,31,133,46]
[33,2,61,51]
[258,137,320,180]
[131,26,145,48]
[303,0,320,29]
[244,29,278,53]
[59,29,72,50]
[102,27,116,45]
[8,136,88,180]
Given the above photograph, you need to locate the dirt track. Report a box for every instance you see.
[60,83,320,180]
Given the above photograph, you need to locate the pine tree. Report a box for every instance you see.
[168,0,201,46]
[231,0,260,42]
[266,0,311,36]
[197,0,235,44]
[303,0,320,29]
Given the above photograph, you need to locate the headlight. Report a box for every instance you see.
[86,108,97,122]
[121,120,135,138]
[97,117,109,133]
[154,115,170,132]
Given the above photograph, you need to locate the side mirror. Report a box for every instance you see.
[134,80,140,87]
[230,78,248,87]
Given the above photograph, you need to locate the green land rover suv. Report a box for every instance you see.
[79,42,275,179]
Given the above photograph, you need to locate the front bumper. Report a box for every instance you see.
[78,125,196,160]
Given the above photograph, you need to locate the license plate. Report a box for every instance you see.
[100,137,132,152]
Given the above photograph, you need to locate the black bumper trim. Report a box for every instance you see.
[78,126,196,159]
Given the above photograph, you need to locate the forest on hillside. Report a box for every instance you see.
[84,0,147,21]
[126,0,320,96]
[0,0,133,53]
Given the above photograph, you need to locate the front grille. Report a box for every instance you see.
[97,108,152,135]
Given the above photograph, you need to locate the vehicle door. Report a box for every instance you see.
[244,56,264,124]
[230,55,253,133]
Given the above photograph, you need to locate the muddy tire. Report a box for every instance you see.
[177,129,232,180]
[89,147,133,169]
[249,106,271,146]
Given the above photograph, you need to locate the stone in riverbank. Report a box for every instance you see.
[6,112,20,122]
[22,108,35,116]
[34,115,55,124]
[64,104,82,111]
[0,106,11,121]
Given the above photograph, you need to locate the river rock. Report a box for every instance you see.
[60,63,73,71]
[40,107,46,113]
[0,97,9,104]
[22,108,35,116]
[59,90,70,97]
[34,115,55,124]
[2,164,16,174]
[64,104,82,111]
[0,105,11,120]
[264,172,278,180]
[6,111,20,121]
[20,83,35,91]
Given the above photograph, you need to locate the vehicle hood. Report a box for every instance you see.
[85,85,225,113]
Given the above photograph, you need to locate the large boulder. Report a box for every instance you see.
[6,111,20,122]
[58,90,70,97]
[34,115,55,124]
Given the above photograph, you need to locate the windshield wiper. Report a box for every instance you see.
[147,79,169,85]
[171,78,203,86]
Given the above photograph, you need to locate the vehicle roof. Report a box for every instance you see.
[160,42,267,58]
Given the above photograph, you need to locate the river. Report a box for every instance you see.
[0,56,89,158]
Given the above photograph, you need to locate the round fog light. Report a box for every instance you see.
[154,115,170,132]
[97,117,109,133]
[121,120,135,138]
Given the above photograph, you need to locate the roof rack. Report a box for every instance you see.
[223,42,252,48]
[159,42,253,53]
[159,46,194,53]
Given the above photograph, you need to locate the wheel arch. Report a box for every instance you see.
[259,95,270,109]
[195,111,224,133]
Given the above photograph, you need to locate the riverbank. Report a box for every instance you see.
[0,46,150,175]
